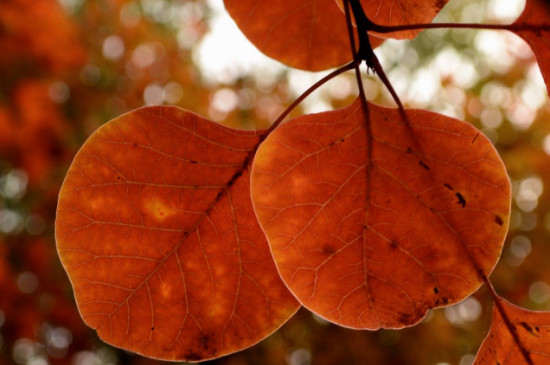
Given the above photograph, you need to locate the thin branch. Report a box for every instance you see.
[262,61,355,139]
[367,21,548,34]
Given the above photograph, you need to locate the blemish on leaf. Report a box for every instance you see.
[201,334,213,351]
[398,313,415,325]
[419,161,430,170]
[455,192,466,207]
[322,245,336,255]
[443,183,453,190]
[189,160,198,164]
[406,147,413,154]
[520,322,539,336]
[494,215,503,226]
[433,287,439,294]
[185,352,203,362]
[472,133,479,144]
[389,241,398,250]
[151,326,155,331]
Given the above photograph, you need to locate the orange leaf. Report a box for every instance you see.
[55,107,299,361]
[474,298,550,365]
[335,0,450,39]
[511,0,550,94]
[251,99,510,329]
[223,0,383,71]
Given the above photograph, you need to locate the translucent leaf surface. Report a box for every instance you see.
[512,0,550,94]
[223,0,383,71]
[474,298,550,365]
[56,106,299,361]
[251,99,510,329]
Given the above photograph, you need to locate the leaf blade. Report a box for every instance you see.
[56,106,299,361]
[512,0,550,94]
[223,0,383,71]
[251,99,510,329]
[474,298,550,365]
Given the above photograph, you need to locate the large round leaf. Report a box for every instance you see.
[251,99,510,329]
[56,106,299,361]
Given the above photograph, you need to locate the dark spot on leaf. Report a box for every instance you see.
[185,352,203,361]
[472,133,479,144]
[116,176,120,180]
[322,245,336,255]
[406,147,413,154]
[389,241,398,250]
[455,192,466,207]
[399,313,415,325]
[190,160,198,164]
[433,287,439,294]
[132,142,138,147]
[494,215,503,226]
[419,160,430,170]
[443,183,453,190]
[201,335,210,349]
[520,322,539,337]
[151,326,155,331]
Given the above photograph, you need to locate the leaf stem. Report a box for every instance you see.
[367,21,547,34]
[261,61,354,140]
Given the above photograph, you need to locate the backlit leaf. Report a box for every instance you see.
[251,98,510,329]
[55,106,299,361]
[223,0,383,71]
[335,0,450,39]
[511,0,550,94]
[474,298,550,365]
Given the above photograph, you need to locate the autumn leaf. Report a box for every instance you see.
[335,0,449,39]
[474,298,550,365]
[510,0,550,94]
[223,0,383,71]
[250,98,510,329]
[55,106,299,361]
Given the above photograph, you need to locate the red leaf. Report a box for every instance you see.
[223,0,383,71]
[335,0,450,39]
[511,0,550,94]
[474,298,550,365]
[56,107,299,361]
[251,99,510,329]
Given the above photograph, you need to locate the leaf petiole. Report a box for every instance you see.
[365,21,547,34]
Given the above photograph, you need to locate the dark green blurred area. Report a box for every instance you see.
[0,0,549,364]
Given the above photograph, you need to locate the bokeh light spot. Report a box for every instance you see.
[102,35,125,61]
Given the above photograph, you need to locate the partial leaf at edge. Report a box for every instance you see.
[55,106,299,361]
[251,98,510,329]
[223,0,383,71]
[474,298,550,365]
[512,0,550,94]
[335,0,450,39]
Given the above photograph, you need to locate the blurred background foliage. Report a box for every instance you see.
[0,0,549,364]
